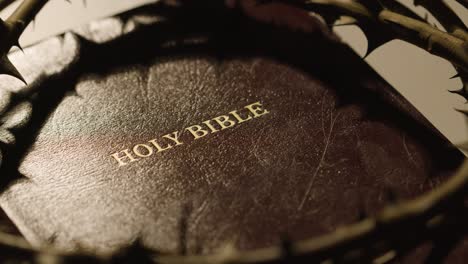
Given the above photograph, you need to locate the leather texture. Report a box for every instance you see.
[0,3,463,259]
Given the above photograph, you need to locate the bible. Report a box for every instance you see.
[0,2,463,256]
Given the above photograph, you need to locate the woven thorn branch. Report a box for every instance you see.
[0,0,467,263]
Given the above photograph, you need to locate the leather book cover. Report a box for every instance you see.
[0,1,463,257]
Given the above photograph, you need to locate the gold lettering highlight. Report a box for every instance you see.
[111,149,139,166]
[186,125,209,139]
[245,101,269,118]
[110,102,270,166]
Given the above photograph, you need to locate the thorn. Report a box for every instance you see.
[448,89,466,97]
[454,107,468,115]
[13,41,23,53]
[0,55,26,84]
[83,0,87,7]
[65,89,81,98]
[57,34,65,46]
[425,34,434,52]
[333,16,357,27]
[450,73,460,79]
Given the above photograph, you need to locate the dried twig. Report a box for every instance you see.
[0,0,48,81]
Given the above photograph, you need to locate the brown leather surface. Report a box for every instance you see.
[0,3,463,258]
